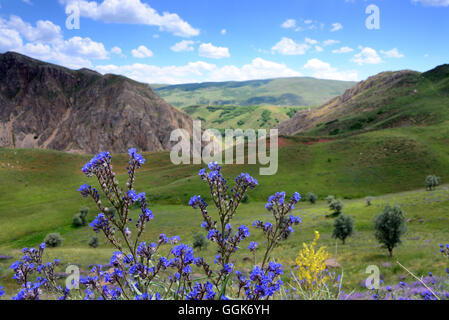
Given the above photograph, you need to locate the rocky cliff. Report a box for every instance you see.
[0,51,193,154]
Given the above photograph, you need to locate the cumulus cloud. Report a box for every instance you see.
[330,22,343,32]
[332,46,354,54]
[380,48,404,58]
[61,0,200,37]
[0,15,111,69]
[198,43,230,59]
[411,0,449,6]
[131,45,153,58]
[2,15,62,43]
[323,39,340,46]
[95,58,301,84]
[171,40,195,52]
[304,58,358,81]
[271,37,310,55]
[281,19,296,29]
[351,47,383,65]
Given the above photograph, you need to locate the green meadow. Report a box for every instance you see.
[1,121,449,298]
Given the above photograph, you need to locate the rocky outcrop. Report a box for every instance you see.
[0,51,193,154]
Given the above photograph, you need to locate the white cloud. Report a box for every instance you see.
[271,37,310,55]
[305,38,318,45]
[304,58,358,81]
[95,58,301,84]
[281,19,296,29]
[323,39,340,46]
[411,0,449,6]
[171,40,195,52]
[2,15,62,43]
[60,36,109,60]
[111,46,123,55]
[332,46,354,54]
[380,48,404,58]
[304,19,313,25]
[315,45,323,52]
[95,61,217,84]
[0,28,23,51]
[198,43,230,59]
[131,45,153,58]
[221,29,227,35]
[351,47,383,65]
[208,58,301,82]
[330,22,343,32]
[61,0,200,37]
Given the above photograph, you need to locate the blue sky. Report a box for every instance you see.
[0,0,448,84]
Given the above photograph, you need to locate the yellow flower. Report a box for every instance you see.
[295,231,329,290]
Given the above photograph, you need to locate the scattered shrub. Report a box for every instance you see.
[374,205,407,257]
[366,197,373,206]
[88,236,99,248]
[332,214,354,244]
[326,195,335,204]
[241,194,250,204]
[329,199,344,216]
[306,192,318,204]
[425,175,440,191]
[72,207,89,227]
[44,233,63,248]
[192,233,208,251]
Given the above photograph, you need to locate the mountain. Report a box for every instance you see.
[151,77,357,108]
[278,65,449,136]
[0,52,193,154]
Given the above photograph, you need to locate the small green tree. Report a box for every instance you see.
[44,233,63,248]
[365,197,373,206]
[425,175,440,191]
[192,233,208,251]
[329,199,344,215]
[72,207,89,227]
[332,214,354,244]
[373,205,407,257]
[326,195,335,204]
[306,192,318,204]
[241,194,250,204]
[88,236,99,248]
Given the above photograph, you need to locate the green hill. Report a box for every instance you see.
[184,105,306,130]
[151,77,356,108]
[278,65,449,137]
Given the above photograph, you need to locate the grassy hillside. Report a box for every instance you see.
[1,138,449,295]
[184,105,305,130]
[279,65,449,137]
[151,77,356,108]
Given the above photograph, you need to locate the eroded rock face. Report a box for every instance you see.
[0,51,193,154]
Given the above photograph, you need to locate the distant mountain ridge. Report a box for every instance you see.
[152,77,357,108]
[0,51,193,154]
[277,65,449,136]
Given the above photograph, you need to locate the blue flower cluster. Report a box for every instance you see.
[82,151,111,177]
[235,262,284,300]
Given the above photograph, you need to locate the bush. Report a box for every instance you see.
[374,205,407,257]
[44,233,63,248]
[306,192,318,204]
[425,175,440,191]
[192,233,208,251]
[88,236,99,248]
[366,197,373,206]
[241,194,250,204]
[326,195,335,204]
[332,214,354,244]
[329,199,344,216]
[72,207,89,227]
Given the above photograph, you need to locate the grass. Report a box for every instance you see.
[1,124,449,298]
[184,105,306,130]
